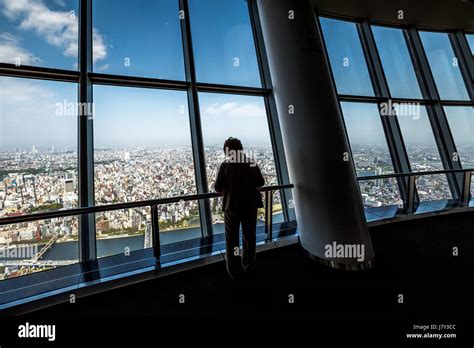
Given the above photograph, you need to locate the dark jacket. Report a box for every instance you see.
[214,160,265,212]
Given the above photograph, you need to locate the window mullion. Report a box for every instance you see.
[179,0,213,238]
[78,0,97,262]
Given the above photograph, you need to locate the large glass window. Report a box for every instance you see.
[93,86,199,256]
[372,26,423,99]
[0,0,79,70]
[189,0,261,87]
[0,0,290,286]
[321,16,474,213]
[0,76,78,279]
[199,93,277,189]
[340,102,394,176]
[419,31,470,100]
[341,102,402,208]
[319,17,374,96]
[0,77,78,216]
[93,0,184,79]
[199,93,279,231]
[444,106,474,169]
[396,107,452,201]
[397,107,443,171]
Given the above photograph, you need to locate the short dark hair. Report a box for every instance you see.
[223,137,243,154]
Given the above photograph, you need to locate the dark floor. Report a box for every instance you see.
[11,210,474,344]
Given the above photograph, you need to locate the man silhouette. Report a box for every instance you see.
[214,137,265,279]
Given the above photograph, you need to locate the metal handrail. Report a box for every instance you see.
[0,184,294,226]
[357,168,473,213]
[0,183,294,264]
[357,168,473,181]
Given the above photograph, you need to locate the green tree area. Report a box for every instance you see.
[28,203,63,213]
[99,226,144,237]
[160,214,200,232]
[0,167,76,181]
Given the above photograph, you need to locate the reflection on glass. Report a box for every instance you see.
[444,106,474,169]
[189,0,261,87]
[93,0,184,79]
[0,77,78,219]
[419,31,470,100]
[320,17,374,96]
[0,216,79,280]
[199,93,279,230]
[341,102,394,177]
[372,26,422,99]
[94,86,199,252]
[0,0,79,70]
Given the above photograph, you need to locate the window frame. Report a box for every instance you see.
[0,0,294,289]
[317,13,474,207]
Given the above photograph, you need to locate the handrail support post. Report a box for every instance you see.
[264,190,274,241]
[151,204,161,265]
[406,175,416,214]
[461,171,472,206]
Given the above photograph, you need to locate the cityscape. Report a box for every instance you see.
[0,145,279,279]
[353,144,474,208]
[1,142,473,280]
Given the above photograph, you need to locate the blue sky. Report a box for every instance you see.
[0,0,267,149]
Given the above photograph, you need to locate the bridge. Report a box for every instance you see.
[31,233,59,263]
[1,260,77,267]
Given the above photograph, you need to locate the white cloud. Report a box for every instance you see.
[0,32,41,65]
[0,0,107,63]
[202,102,265,118]
[95,63,109,71]
[0,76,56,107]
[0,77,77,148]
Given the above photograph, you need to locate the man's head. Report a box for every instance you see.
[223,137,243,156]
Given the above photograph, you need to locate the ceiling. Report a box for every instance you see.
[312,0,474,31]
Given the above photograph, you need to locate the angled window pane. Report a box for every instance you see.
[341,102,401,208]
[320,17,374,96]
[419,31,469,100]
[372,26,423,99]
[93,86,199,257]
[397,107,443,171]
[189,0,261,87]
[396,106,452,201]
[199,93,278,232]
[341,102,393,176]
[467,34,474,56]
[93,0,185,80]
[444,106,474,169]
[0,0,79,70]
[0,77,79,279]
